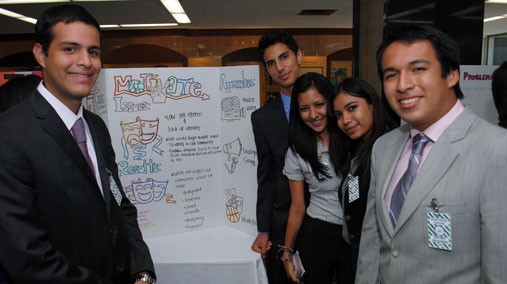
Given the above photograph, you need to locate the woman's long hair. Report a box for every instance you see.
[289,72,339,179]
[331,77,396,180]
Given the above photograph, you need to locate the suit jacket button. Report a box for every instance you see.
[350,234,355,240]
[392,250,399,257]
[345,215,351,221]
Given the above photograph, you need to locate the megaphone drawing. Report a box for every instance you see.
[223,138,242,157]
[224,138,242,174]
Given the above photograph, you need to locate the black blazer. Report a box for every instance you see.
[339,156,369,270]
[0,91,154,283]
[251,95,291,243]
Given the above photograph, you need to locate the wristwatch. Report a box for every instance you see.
[133,273,156,284]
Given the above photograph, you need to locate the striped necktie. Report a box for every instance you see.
[389,133,430,226]
[71,118,95,176]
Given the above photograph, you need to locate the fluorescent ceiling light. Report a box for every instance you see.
[100,24,120,28]
[0,7,36,23]
[0,0,125,2]
[0,7,23,17]
[120,23,178,28]
[486,0,507,3]
[0,1,180,28]
[0,1,68,3]
[484,14,507,22]
[17,16,35,23]
[172,13,190,24]
[160,0,191,24]
[160,0,184,14]
[0,3,178,28]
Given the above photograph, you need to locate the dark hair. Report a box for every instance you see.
[332,77,396,180]
[376,25,464,99]
[258,30,299,65]
[289,72,339,179]
[492,61,507,128]
[0,74,41,112]
[35,4,100,55]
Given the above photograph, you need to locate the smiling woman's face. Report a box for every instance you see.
[333,91,374,141]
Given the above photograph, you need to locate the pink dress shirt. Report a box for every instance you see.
[384,101,465,208]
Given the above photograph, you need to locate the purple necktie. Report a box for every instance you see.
[71,118,95,176]
[390,133,430,226]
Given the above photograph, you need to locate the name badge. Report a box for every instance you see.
[107,169,123,206]
[427,211,452,251]
[347,175,359,203]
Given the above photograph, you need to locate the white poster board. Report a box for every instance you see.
[85,66,259,238]
[460,65,498,124]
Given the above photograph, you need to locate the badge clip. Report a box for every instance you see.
[431,198,439,212]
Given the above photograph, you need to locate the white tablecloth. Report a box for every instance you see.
[145,226,268,284]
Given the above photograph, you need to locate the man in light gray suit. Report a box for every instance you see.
[355,25,507,284]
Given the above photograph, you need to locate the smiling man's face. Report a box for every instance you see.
[381,40,458,131]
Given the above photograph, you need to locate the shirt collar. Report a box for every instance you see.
[37,82,83,131]
[409,100,465,143]
[280,92,291,120]
[280,91,291,105]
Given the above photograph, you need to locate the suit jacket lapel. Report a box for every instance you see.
[379,126,410,236]
[85,111,112,220]
[31,92,97,183]
[394,109,475,232]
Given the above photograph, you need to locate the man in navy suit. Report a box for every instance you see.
[250,30,302,284]
[0,4,155,283]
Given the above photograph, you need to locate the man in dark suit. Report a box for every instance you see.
[0,4,155,283]
[250,30,302,284]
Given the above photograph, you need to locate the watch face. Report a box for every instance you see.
[135,274,155,284]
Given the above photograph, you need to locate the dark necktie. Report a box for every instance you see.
[71,118,95,176]
[389,133,430,226]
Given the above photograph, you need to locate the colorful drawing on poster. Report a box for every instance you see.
[221,96,246,121]
[225,188,243,223]
[124,178,174,205]
[113,73,210,104]
[223,137,242,174]
[119,117,164,160]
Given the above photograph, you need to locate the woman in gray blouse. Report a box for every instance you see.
[280,72,353,284]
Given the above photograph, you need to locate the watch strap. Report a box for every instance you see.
[133,273,156,284]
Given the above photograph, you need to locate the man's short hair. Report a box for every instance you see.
[258,30,299,64]
[376,25,464,99]
[35,4,100,55]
